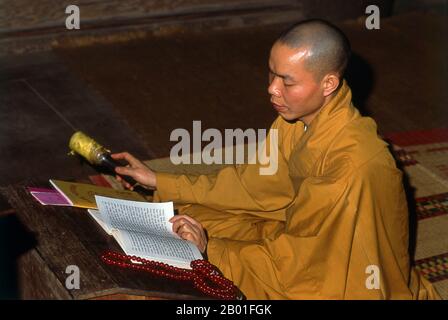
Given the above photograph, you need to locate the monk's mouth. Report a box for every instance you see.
[272,103,287,112]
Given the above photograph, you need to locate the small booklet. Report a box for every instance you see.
[49,179,146,209]
[89,195,203,269]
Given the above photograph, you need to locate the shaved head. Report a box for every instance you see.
[276,19,351,81]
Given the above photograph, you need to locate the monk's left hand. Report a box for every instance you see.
[170,215,207,253]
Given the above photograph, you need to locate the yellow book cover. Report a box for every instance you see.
[49,179,146,209]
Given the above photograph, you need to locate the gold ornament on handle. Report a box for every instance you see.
[68,131,110,165]
[67,131,149,196]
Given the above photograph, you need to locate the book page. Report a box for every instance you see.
[118,230,203,269]
[87,209,114,235]
[95,195,175,237]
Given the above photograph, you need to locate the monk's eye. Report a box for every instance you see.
[283,81,294,87]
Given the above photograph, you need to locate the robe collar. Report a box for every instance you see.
[307,79,357,135]
[291,80,360,162]
[302,80,360,149]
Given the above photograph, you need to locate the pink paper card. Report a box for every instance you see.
[30,190,71,206]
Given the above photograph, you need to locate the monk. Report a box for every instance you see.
[112,19,440,299]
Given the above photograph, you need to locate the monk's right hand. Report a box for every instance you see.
[111,152,157,190]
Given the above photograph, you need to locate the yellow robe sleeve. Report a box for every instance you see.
[206,153,438,299]
[206,173,350,299]
[154,118,296,216]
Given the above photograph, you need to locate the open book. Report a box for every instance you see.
[88,195,203,269]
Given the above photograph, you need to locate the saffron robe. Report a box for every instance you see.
[154,81,439,299]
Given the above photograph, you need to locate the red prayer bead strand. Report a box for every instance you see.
[100,251,239,300]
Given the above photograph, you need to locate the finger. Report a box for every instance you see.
[177,224,200,239]
[169,215,190,224]
[114,166,137,177]
[171,214,203,229]
[169,215,199,226]
[111,152,141,167]
[170,217,193,231]
[179,232,198,245]
[116,175,132,190]
[170,217,205,244]
[169,215,183,223]
[171,219,207,253]
[179,230,206,253]
[111,152,129,161]
[171,220,183,233]
[115,174,127,187]
[172,219,189,233]
[172,220,197,234]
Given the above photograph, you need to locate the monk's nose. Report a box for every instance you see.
[268,77,281,97]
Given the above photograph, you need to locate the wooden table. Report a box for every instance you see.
[0,180,210,300]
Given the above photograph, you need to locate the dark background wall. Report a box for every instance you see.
[1,0,393,56]
[393,0,447,13]
[2,0,392,31]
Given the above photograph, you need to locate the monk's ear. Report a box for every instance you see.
[321,74,340,97]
